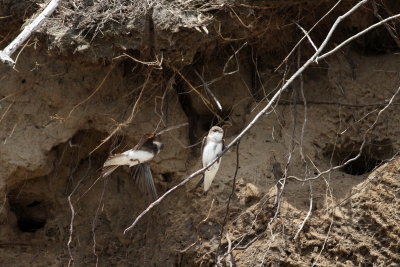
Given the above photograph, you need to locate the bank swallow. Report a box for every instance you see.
[102,135,163,200]
[202,126,224,192]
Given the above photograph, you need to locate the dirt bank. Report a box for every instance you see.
[0,0,399,266]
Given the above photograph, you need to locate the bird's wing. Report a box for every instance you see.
[131,164,158,201]
[103,153,131,167]
[142,164,158,201]
[201,136,207,167]
[217,139,225,163]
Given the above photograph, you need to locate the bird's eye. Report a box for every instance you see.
[130,159,134,162]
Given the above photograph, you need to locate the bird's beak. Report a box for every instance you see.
[160,143,164,150]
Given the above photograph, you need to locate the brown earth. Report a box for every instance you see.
[0,0,399,266]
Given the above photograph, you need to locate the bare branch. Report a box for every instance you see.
[318,12,400,61]
[217,141,240,262]
[0,0,61,66]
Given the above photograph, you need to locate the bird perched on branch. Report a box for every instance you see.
[201,126,224,192]
[102,134,163,200]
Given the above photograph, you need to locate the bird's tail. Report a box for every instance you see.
[102,165,119,177]
[204,165,219,192]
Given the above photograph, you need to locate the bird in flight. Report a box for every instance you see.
[102,134,163,200]
[201,126,224,192]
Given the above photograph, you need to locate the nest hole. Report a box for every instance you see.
[161,172,174,183]
[324,139,393,176]
[8,197,48,233]
[17,217,46,233]
[341,154,382,175]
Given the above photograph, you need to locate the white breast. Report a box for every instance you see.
[202,140,223,167]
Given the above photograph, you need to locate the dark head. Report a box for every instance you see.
[152,141,163,155]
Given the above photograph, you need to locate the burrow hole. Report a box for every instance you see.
[324,139,393,175]
[8,193,48,233]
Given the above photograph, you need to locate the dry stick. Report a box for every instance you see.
[194,69,223,111]
[309,159,335,267]
[0,0,61,66]
[92,179,108,267]
[172,66,218,118]
[154,122,189,136]
[298,51,307,162]
[293,49,313,240]
[276,100,400,107]
[67,157,92,267]
[272,87,298,222]
[198,42,247,90]
[123,0,369,234]
[216,141,240,263]
[293,181,313,240]
[225,233,234,267]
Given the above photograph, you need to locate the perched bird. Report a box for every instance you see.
[102,135,163,200]
[201,126,224,192]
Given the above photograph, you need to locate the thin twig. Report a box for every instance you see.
[194,69,223,111]
[67,157,92,267]
[276,99,400,107]
[154,122,189,136]
[293,181,313,240]
[292,20,318,52]
[216,141,240,262]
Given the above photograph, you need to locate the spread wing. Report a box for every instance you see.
[131,164,158,201]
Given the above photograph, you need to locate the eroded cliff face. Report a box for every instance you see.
[0,1,399,266]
